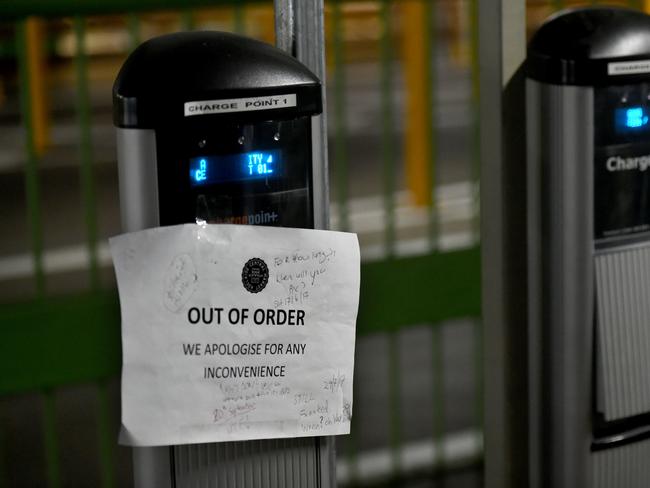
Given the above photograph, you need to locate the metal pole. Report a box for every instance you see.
[274,0,294,55]
[275,0,330,231]
[275,2,335,486]
[479,1,528,487]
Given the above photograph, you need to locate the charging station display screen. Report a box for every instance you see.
[189,150,281,186]
[595,84,650,241]
[156,117,314,228]
[615,106,650,134]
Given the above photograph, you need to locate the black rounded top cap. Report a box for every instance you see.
[113,31,322,128]
[527,7,650,85]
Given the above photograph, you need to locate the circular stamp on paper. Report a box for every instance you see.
[241,257,269,293]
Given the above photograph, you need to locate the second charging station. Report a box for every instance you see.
[526,7,650,487]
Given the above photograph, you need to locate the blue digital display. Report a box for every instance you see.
[189,150,281,186]
[615,106,650,133]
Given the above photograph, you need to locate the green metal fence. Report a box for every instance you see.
[0,0,496,486]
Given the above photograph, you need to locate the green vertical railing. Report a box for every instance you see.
[379,0,397,258]
[74,16,100,292]
[16,19,45,297]
[431,324,446,472]
[469,0,481,242]
[96,382,116,488]
[379,1,405,480]
[42,391,61,488]
[77,16,117,488]
[234,3,246,34]
[469,0,484,454]
[425,1,447,475]
[424,0,438,252]
[0,405,6,487]
[127,13,141,49]
[387,331,401,480]
[18,17,61,488]
[181,9,196,30]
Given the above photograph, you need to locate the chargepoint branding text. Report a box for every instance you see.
[606,155,650,172]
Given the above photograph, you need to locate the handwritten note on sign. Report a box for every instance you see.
[109,224,360,446]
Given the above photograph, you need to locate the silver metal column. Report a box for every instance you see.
[275,0,330,231]
[526,81,594,488]
[478,1,528,487]
[116,127,173,488]
[274,2,336,484]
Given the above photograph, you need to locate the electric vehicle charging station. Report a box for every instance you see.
[526,7,650,487]
[113,31,334,488]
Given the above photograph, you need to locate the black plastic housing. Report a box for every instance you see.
[527,7,650,86]
[113,31,322,127]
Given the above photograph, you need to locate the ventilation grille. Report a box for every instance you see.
[595,245,650,421]
[173,438,321,488]
[593,438,650,488]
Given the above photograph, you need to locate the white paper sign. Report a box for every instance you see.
[110,224,360,447]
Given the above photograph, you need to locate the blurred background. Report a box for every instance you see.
[0,0,643,487]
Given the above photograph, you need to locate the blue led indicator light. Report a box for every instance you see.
[194,159,207,182]
[625,107,649,128]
